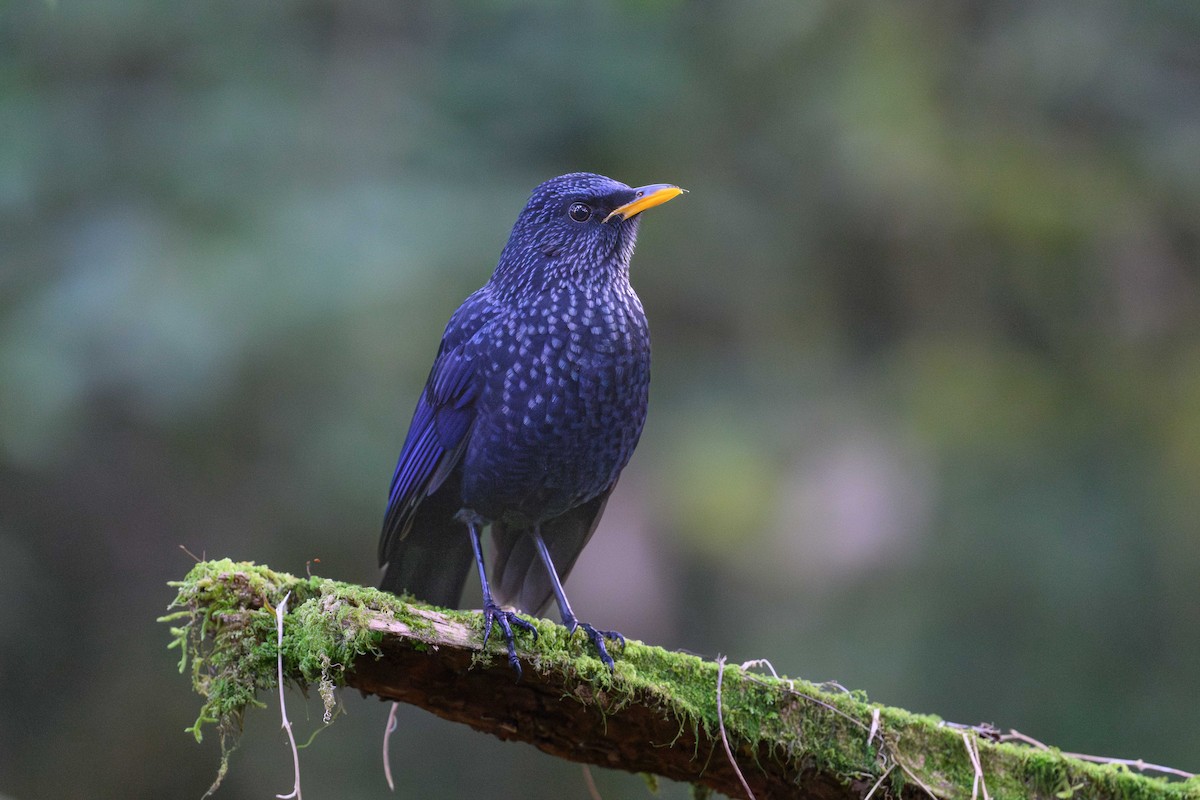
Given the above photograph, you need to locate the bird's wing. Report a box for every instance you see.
[378,336,480,568]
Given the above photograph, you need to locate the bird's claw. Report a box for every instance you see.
[481,601,537,679]
[567,621,625,671]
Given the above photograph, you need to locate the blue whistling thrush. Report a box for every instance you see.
[379,173,682,675]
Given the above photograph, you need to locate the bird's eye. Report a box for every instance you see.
[568,202,592,223]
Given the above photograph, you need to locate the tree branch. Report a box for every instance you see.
[162,560,1199,800]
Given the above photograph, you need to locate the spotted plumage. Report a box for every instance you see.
[378,172,682,673]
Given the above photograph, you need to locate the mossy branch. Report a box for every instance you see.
[162,560,1200,800]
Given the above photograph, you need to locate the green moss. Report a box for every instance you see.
[163,560,1198,800]
[161,561,455,736]
[159,560,399,793]
[576,645,885,790]
[508,629,1195,800]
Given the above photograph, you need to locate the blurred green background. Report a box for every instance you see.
[3,1,1199,797]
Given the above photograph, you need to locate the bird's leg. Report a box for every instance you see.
[532,529,625,671]
[465,515,537,678]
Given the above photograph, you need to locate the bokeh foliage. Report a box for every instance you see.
[2,1,1198,798]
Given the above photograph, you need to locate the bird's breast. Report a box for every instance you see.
[461,284,650,523]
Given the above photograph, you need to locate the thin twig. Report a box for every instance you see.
[894,760,940,800]
[941,720,1001,741]
[740,657,797,692]
[274,592,302,800]
[581,764,603,800]
[868,708,881,748]
[962,732,990,800]
[740,658,781,678]
[1000,730,1049,749]
[863,763,896,800]
[383,701,400,791]
[1059,755,1195,780]
[1001,729,1196,779]
[716,656,757,800]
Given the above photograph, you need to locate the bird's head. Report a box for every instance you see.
[491,172,683,293]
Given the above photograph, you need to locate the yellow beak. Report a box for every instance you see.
[604,184,685,223]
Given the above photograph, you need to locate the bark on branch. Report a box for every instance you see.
[162,560,1199,800]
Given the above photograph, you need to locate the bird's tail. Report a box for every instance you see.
[490,492,610,614]
[378,481,473,609]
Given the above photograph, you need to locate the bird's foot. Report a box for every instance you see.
[566,620,625,671]
[481,601,538,679]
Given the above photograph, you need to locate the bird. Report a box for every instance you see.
[378,172,682,676]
